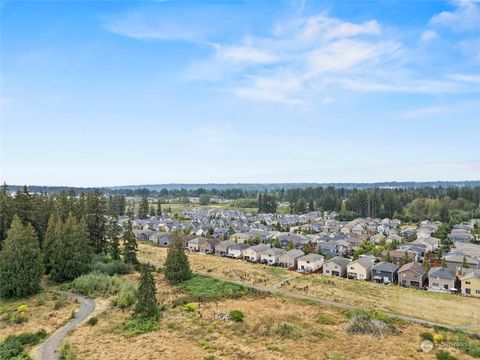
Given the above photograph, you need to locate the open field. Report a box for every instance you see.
[138,242,480,328]
[164,202,258,214]
[0,290,76,339]
[65,272,454,360]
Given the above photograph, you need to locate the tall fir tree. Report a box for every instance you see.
[164,232,191,284]
[139,196,149,219]
[135,264,158,319]
[43,214,62,274]
[156,199,162,216]
[123,220,138,265]
[106,215,122,261]
[50,215,92,282]
[85,190,107,253]
[0,183,13,247]
[0,216,44,298]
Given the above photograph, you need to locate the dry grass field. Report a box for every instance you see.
[65,272,462,360]
[0,290,76,338]
[138,242,480,328]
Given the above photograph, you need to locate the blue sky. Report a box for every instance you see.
[1,0,479,186]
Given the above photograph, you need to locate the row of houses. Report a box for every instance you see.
[183,237,480,297]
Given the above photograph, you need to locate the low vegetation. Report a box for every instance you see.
[345,310,398,338]
[63,272,133,298]
[59,340,78,360]
[175,275,249,305]
[0,329,47,360]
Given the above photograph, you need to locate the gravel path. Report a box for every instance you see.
[37,292,96,360]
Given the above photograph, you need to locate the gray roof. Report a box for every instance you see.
[372,261,399,273]
[428,267,456,280]
[262,248,287,256]
[230,243,251,251]
[398,262,426,276]
[350,255,376,268]
[281,249,305,259]
[298,253,324,262]
[326,256,351,266]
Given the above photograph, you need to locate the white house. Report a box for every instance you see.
[227,244,251,259]
[260,248,286,265]
[243,244,271,262]
[323,256,351,277]
[346,255,376,280]
[297,254,324,273]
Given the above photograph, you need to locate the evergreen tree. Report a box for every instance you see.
[50,215,92,282]
[422,256,430,271]
[139,196,149,219]
[0,183,13,247]
[106,215,122,261]
[123,220,138,265]
[164,232,191,284]
[0,216,44,298]
[402,251,411,265]
[273,238,281,248]
[85,190,107,253]
[135,264,158,319]
[43,214,62,274]
[462,256,470,268]
[156,199,162,216]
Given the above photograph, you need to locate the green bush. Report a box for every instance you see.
[54,295,67,309]
[59,341,78,360]
[87,316,98,326]
[420,331,434,342]
[64,272,123,297]
[92,260,133,276]
[175,275,248,305]
[229,310,244,322]
[436,350,457,360]
[467,345,480,358]
[184,303,196,312]
[0,330,47,360]
[273,322,305,339]
[122,317,160,337]
[112,282,138,309]
[316,314,335,325]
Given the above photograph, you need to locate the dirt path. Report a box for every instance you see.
[37,292,95,360]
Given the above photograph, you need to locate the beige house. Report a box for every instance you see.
[297,254,324,273]
[243,244,270,262]
[279,249,304,268]
[324,256,351,277]
[346,255,375,280]
[460,270,480,297]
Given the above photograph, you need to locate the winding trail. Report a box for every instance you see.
[37,292,96,360]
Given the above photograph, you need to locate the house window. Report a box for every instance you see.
[443,284,448,290]
[466,281,471,285]
[432,283,439,287]
[476,290,480,295]
[350,267,354,270]
[465,288,471,295]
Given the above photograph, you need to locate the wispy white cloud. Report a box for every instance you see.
[400,106,449,118]
[419,30,438,44]
[448,73,480,83]
[429,0,480,32]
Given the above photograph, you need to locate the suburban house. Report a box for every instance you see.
[428,267,457,293]
[243,244,271,262]
[187,237,208,252]
[381,249,417,266]
[148,232,173,246]
[260,248,287,265]
[297,254,324,273]
[443,252,480,271]
[198,238,221,254]
[227,243,251,259]
[346,255,376,280]
[412,237,441,253]
[230,232,253,244]
[323,256,350,277]
[215,240,236,256]
[460,270,480,297]
[371,261,398,284]
[134,229,154,242]
[398,262,427,288]
[278,249,304,269]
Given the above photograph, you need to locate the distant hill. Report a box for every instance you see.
[5,181,480,194]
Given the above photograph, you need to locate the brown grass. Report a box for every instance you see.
[138,242,480,328]
[0,290,76,339]
[65,271,457,360]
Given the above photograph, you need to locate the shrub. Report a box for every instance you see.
[436,350,457,360]
[467,345,480,358]
[91,260,133,276]
[54,296,67,310]
[434,334,444,344]
[64,272,123,297]
[346,314,397,338]
[175,275,248,305]
[0,330,47,360]
[112,282,138,309]
[59,341,78,360]
[86,316,98,326]
[36,298,46,306]
[229,310,244,322]
[184,303,196,312]
[122,317,159,337]
[420,332,434,342]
